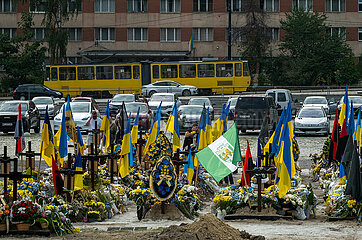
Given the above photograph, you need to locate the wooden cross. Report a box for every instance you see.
[171,149,197,177]
[19,141,41,175]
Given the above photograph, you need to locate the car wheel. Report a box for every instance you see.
[148,90,156,97]
[182,89,191,96]
[20,95,26,100]
[34,120,40,133]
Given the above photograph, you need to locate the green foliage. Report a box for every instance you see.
[0,12,46,91]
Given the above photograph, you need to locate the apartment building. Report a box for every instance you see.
[0,0,361,63]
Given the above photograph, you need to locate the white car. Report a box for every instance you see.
[188,97,214,120]
[148,93,180,116]
[337,95,362,115]
[53,102,100,132]
[32,96,56,119]
[141,80,198,97]
[294,107,329,136]
[303,96,329,114]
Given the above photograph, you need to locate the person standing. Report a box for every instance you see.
[85,110,102,152]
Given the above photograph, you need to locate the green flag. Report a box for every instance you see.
[196,123,241,182]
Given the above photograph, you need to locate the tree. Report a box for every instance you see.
[0,12,46,91]
[273,9,360,86]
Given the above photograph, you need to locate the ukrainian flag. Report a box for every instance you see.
[100,100,111,151]
[223,101,231,131]
[73,150,83,190]
[58,106,68,165]
[338,86,349,127]
[166,100,181,153]
[339,157,346,185]
[206,107,213,145]
[188,34,194,52]
[271,108,286,156]
[286,101,296,177]
[196,107,207,151]
[65,98,77,142]
[143,102,162,155]
[131,107,140,145]
[347,102,355,135]
[40,106,55,166]
[183,149,194,184]
[353,108,361,150]
[276,115,293,198]
[120,113,132,178]
[212,104,225,140]
[76,126,86,155]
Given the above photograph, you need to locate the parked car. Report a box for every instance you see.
[109,94,137,116]
[72,97,100,111]
[234,96,278,133]
[227,97,238,120]
[141,80,198,97]
[337,95,362,115]
[302,96,329,115]
[327,97,338,115]
[265,89,295,115]
[188,97,214,120]
[294,106,329,136]
[119,102,153,130]
[0,100,40,133]
[32,96,56,119]
[54,102,99,132]
[13,84,63,100]
[179,105,204,133]
[148,93,180,116]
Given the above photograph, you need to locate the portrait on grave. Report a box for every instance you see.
[150,155,177,201]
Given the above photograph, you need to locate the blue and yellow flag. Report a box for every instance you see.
[40,106,55,166]
[120,113,132,178]
[131,107,140,145]
[212,104,225,140]
[338,86,349,127]
[166,100,181,153]
[65,98,77,142]
[206,107,213,145]
[276,115,293,198]
[76,126,86,155]
[143,102,162,155]
[347,102,354,135]
[196,107,207,151]
[188,34,194,52]
[286,102,296,177]
[353,108,361,150]
[223,101,231,131]
[183,149,194,184]
[339,157,346,185]
[73,150,83,190]
[271,108,286,156]
[58,106,68,165]
[100,100,111,151]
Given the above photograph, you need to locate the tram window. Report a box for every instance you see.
[216,63,233,77]
[243,62,249,76]
[96,66,113,80]
[161,65,178,78]
[115,66,131,79]
[235,63,242,77]
[78,66,95,80]
[59,67,76,80]
[179,64,196,78]
[152,65,159,79]
[133,65,140,79]
[51,68,58,81]
[198,64,214,77]
[45,67,50,81]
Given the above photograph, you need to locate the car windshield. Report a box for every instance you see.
[33,98,53,105]
[298,108,325,118]
[125,104,147,113]
[112,95,134,102]
[304,98,327,104]
[180,106,203,115]
[228,98,237,106]
[151,95,173,102]
[59,103,90,113]
[189,98,210,106]
[236,97,267,109]
[0,102,28,112]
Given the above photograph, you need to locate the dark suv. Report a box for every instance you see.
[234,96,278,133]
[13,84,63,100]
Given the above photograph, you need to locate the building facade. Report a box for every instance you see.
[0,0,361,63]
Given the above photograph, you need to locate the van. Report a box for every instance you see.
[234,96,278,133]
[265,89,295,115]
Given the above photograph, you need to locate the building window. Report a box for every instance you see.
[265,28,279,41]
[0,28,16,38]
[160,28,180,42]
[325,0,345,12]
[327,27,346,41]
[292,0,312,11]
[68,28,82,41]
[68,0,81,12]
[193,0,213,12]
[95,28,115,41]
[30,0,47,13]
[95,0,115,12]
[262,0,279,12]
[358,28,362,41]
[127,0,147,12]
[193,28,213,41]
[127,28,148,41]
[160,0,180,13]
[0,0,15,12]
[230,0,243,12]
[32,28,45,41]
[359,0,362,12]
[230,28,246,42]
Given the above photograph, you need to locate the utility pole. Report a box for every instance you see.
[227,0,232,60]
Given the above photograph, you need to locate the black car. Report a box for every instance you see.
[234,96,278,133]
[0,100,41,133]
[13,84,63,100]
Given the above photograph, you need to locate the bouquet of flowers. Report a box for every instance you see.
[129,187,153,207]
[0,201,10,224]
[11,198,40,223]
[172,185,200,219]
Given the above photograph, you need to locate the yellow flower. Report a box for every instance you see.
[347,200,356,208]
[74,227,81,232]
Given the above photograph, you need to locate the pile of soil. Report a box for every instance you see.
[234,206,279,216]
[152,214,265,240]
[145,203,184,221]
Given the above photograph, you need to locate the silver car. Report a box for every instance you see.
[302,96,329,115]
[148,93,180,116]
[227,97,238,120]
[294,106,329,136]
[32,96,56,119]
[179,105,204,132]
[141,80,198,97]
[188,97,214,120]
[337,95,362,116]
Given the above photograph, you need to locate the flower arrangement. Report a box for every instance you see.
[11,198,40,223]
[0,201,10,224]
[172,185,201,219]
[143,132,172,164]
[129,187,153,207]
